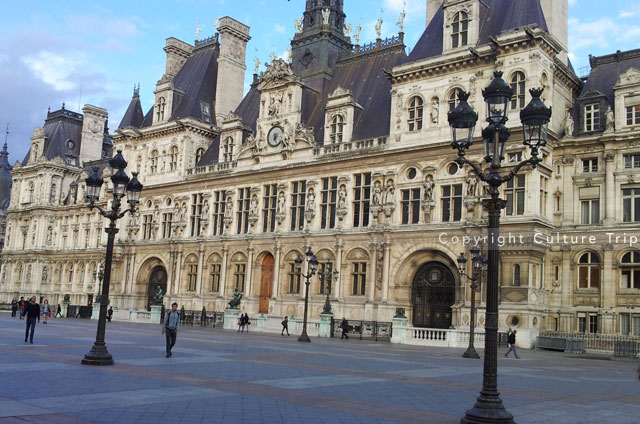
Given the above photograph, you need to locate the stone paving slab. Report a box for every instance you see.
[1,313,639,423]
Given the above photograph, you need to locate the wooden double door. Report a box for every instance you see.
[259,254,274,313]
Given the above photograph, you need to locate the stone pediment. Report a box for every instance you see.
[580,90,604,99]
[257,59,301,90]
[615,67,640,87]
[328,86,353,100]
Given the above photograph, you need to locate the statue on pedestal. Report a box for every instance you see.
[228,288,243,309]
[151,286,164,306]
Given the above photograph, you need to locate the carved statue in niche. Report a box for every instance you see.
[249,195,259,216]
[372,180,383,206]
[46,227,53,245]
[202,200,209,219]
[564,109,574,137]
[277,191,286,215]
[430,98,439,124]
[338,185,347,209]
[224,197,233,218]
[180,203,188,222]
[423,175,435,202]
[466,172,478,197]
[322,8,330,25]
[173,203,180,221]
[606,105,615,132]
[283,120,295,151]
[375,18,383,38]
[268,92,283,116]
[42,266,48,284]
[306,188,315,211]
[384,180,395,204]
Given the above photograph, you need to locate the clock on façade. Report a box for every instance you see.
[267,126,284,147]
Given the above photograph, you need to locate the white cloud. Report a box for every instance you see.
[568,17,616,50]
[274,24,286,33]
[22,51,86,91]
[568,0,578,5]
[619,10,637,18]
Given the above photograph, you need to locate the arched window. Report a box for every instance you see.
[330,114,344,143]
[195,147,205,164]
[49,183,57,203]
[513,264,521,286]
[408,96,424,132]
[16,263,23,282]
[27,182,35,203]
[448,88,464,112]
[169,146,178,171]
[67,263,74,283]
[578,252,600,289]
[150,150,158,174]
[452,12,469,48]
[223,137,234,162]
[156,97,166,122]
[510,72,526,110]
[621,251,640,289]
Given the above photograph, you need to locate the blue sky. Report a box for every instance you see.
[1,0,639,162]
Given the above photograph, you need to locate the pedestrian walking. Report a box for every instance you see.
[42,300,51,324]
[11,299,18,317]
[244,313,250,332]
[24,296,40,343]
[237,313,245,332]
[162,302,180,358]
[54,304,62,318]
[340,318,349,340]
[505,330,520,358]
[281,316,290,336]
[19,297,26,320]
[107,306,113,322]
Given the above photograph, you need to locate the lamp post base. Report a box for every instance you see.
[462,347,480,359]
[461,400,514,424]
[298,333,311,343]
[81,344,114,366]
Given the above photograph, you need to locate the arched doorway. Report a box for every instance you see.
[412,261,455,328]
[259,254,275,313]
[147,266,167,311]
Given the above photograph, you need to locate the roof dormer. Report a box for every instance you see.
[442,0,479,53]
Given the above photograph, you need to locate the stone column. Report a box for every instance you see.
[196,244,204,295]
[273,240,281,298]
[174,247,182,295]
[604,151,616,225]
[165,249,173,296]
[120,252,129,295]
[382,240,391,302]
[127,250,136,294]
[220,245,229,297]
[368,241,377,302]
[334,239,343,299]
[601,244,615,333]
[246,245,254,296]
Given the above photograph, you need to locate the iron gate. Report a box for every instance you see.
[412,262,455,328]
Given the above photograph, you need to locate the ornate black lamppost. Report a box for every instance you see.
[448,72,551,424]
[92,264,104,304]
[318,262,340,315]
[81,151,143,366]
[295,247,318,343]
[458,248,487,359]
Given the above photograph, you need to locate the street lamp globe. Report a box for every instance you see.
[85,166,103,203]
[309,255,319,273]
[448,91,478,155]
[295,255,302,272]
[126,172,143,206]
[520,88,552,156]
[457,252,468,272]
[482,71,514,125]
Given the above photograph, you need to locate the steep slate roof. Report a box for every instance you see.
[118,90,144,129]
[579,49,640,105]
[195,134,220,167]
[22,108,84,166]
[409,0,548,62]
[234,85,261,134]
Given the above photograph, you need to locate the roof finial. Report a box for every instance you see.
[4,123,8,144]
[133,83,140,97]
[195,17,201,40]
[62,101,65,110]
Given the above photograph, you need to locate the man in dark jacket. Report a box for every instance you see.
[505,330,519,358]
[19,297,26,319]
[24,296,40,344]
[11,299,18,317]
[162,303,180,357]
[107,307,113,322]
[340,318,349,340]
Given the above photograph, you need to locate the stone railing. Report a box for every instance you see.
[313,137,387,156]
[187,161,238,177]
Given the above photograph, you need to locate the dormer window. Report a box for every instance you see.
[195,147,205,164]
[156,97,166,122]
[582,158,598,173]
[66,139,74,150]
[27,182,35,203]
[223,137,235,162]
[150,150,158,174]
[408,97,424,132]
[169,146,179,171]
[510,72,526,110]
[584,103,600,132]
[627,105,640,126]
[451,12,469,48]
[201,102,211,124]
[330,114,344,143]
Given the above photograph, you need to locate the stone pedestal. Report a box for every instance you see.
[318,313,333,338]
[224,308,242,331]
[390,316,409,344]
[91,301,101,320]
[150,305,162,324]
[257,314,266,332]
[61,301,70,318]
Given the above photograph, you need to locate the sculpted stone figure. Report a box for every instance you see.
[151,286,164,306]
[343,22,352,36]
[564,110,574,137]
[224,197,233,218]
[606,105,615,132]
[228,288,243,309]
[431,98,439,124]
[466,172,478,197]
[322,8,330,25]
[384,180,395,204]
[338,185,347,209]
[295,17,303,34]
[202,200,209,219]
[424,175,435,202]
[372,180,383,206]
[375,18,383,38]
[354,24,362,44]
[397,11,406,33]
[250,194,259,216]
[277,191,286,215]
[306,188,315,211]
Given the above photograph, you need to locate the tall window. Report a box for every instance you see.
[321,177,338,229]
[441,184,463,222]
[50,183,57,203]
[67,264,73,283]
[513,264,521,286]
[96,229,101,247]
[201,102,211,123]
[540,176,549,216]
[190,193,204,237]
[510,72,526,110]
[351,262,367,296]
[162,213,173,238]
[187,264,197,291]
[581,198,600,225]
[353,173,371,228]
[195,147,205,164]
[262,184,278,233]
[448,88,463,112]
[451,11,469,48]
[212,191,226,236]
[27,182,35,203]
[150,150,158,174]
[401,188,421,224]
[288,263,301,294]
[16,264,22,282]
[505,175,525,216]
[621,251,640,289]
[584,103,600,132]
[624,154,640,169]
[168,146,178,171]
[156,97,166,122]
[223,137,235,162]
[589,314,598,333]
[623,188,640,222]
[290,181,306,231]
[143,215,154,240]
[330,115,344,144]
[236,188,251,234]
[626,105,640,126]
[84,229,90,248]
[621,314,640,336]
[210,263,221,292]
[408,96,424,132]
[582,158,598,173]
[578,252,600,289]
[234,263,246,292]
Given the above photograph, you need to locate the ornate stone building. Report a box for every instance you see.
[1,0,639,346]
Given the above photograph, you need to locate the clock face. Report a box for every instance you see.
[268,126,284,147]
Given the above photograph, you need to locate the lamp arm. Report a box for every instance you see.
[502,157,540,184]
[117,207,137,220]
[88,203,109,219]
[454,157,490,184]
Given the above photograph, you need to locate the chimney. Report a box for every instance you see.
[539,0,568,65]
[426,0,443,28]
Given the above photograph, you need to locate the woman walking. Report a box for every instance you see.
[237,313,245,332]
[281,316,290,336]
[244,313,250,333]
[42,300,51,324]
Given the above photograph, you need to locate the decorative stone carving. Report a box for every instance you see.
[383,179,396,218]
[295,17,303,34]
[606,105,614,132]
[276,191,287,225]
[353,24,362,44]
[248,194,259,226]
[322,8,330,26]
[397,11,405,33]
[336,184,348,220]
[223,196,234,229]
[343,22,352,36]
[466,172,478,198]
[304,188,316,223]
[295,123,315,145]
[564,109,574,137]
[268,92,284,117]
[375,17,383,38]
[430,97,439,124]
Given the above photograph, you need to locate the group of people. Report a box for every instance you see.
[11,297,60,321]
[237,313,251,332]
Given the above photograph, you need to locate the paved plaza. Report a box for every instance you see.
[0,313,638,424]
